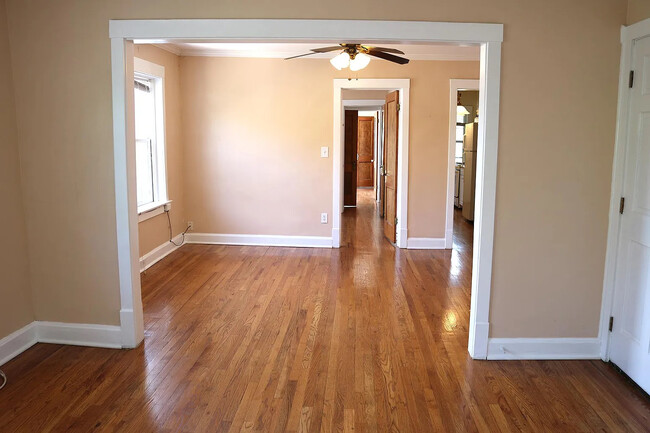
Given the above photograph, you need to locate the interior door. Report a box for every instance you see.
[344,110,358,207]
[383,91,399,243]
[609,35,650,395]
[357,116,375,188]
[380,106,387,217]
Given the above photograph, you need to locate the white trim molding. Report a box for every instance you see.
[487,338,600,360]
[599,17,650,361]
[140,233,184,272]
[0,322,122,366]
[37,322,122,349]
[334,78,411,248]
[186,233,332,248]
[0,323,38,367]
[446,79,480,249]
[110,19,503,360]
[407,237,446,249]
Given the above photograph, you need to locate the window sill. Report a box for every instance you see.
[138,200,171,223]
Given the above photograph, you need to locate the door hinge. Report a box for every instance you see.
[397,103,401,111]
[619,197,625,214]
[629,70,635,88]
[394,217,398,225]
[609,316,614,332]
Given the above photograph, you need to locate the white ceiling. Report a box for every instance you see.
[145,42,480,61]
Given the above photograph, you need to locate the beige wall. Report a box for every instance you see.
[134,45,186,257]
[3,0,625,338]
[342,89,390,100]
[181,57,477,237]
[0,0,33,339]
[627,0,650,24]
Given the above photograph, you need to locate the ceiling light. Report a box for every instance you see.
[349,53,371,71]
[330,52,350,70]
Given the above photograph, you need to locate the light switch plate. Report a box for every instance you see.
[320,213,328,224]
[320,146,329,158]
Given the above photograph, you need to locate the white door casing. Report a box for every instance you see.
[110,19,503,358]
[609,34,650,395]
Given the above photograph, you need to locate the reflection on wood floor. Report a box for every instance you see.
[0,188,648,432]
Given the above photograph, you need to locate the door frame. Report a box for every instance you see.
[109,19,503,359]
[600,18,650,361]
[334,79,410,247]
[446,79,480,248]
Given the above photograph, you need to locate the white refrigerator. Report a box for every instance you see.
[462,122,478,222]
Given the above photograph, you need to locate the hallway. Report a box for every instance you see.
[0,191,649,431]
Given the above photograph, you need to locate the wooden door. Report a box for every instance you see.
[344,110,358,207]
[609,35,650,395]
[357,116,375,187]
[380,106,387,217]
[383,91,399,243]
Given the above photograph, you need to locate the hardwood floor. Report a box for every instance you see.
[1,189,649,432]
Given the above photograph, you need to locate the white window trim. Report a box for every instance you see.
[137,199,172,222]
[134,57,168,217]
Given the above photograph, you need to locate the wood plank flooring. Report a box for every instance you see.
[1,189,649,432]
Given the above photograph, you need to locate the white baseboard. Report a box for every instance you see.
[331,228,340,248]
[0,322,38,367]
[0,321,123,366]
[407,237,446,249]
[139,233,183,272]
[185,233,333,248]
[487,338,600,360]
[37,321,122,349]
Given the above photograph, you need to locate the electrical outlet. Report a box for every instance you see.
[320,213,328,224]
[188,221,194,230]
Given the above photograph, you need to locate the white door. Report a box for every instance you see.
[610,35,650,394]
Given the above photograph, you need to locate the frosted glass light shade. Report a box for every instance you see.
[349,53,371,71]
[330,52,350,70]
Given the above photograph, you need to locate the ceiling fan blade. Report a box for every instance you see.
[284,52,320,60]
[311,45,344,53]
[365,46,405,55]
[367,49,410,65]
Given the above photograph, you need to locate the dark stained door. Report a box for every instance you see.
[383,91,399,243]
[357,116,374,188]
[344,110,358,207]
[380,106,386,217]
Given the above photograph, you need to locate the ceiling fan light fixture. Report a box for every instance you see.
[330,52,350,70]
[349,53,371,71]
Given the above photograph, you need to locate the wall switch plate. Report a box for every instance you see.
[320,213,328,224]
[320,146,329,158]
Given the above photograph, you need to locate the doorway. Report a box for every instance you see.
[446,80,479,249]
[334,79,410,249]
[110,20,503,359]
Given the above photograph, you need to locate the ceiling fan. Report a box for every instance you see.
[285,44,409,71]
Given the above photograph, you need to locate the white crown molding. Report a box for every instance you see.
[487,338,600,360]
[185,233,333,248]
[139,233,183,272]
[174,48,480,61]
[152,43,182,56]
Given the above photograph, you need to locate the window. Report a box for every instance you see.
[133,58,167,216]
[455,124,465,164]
